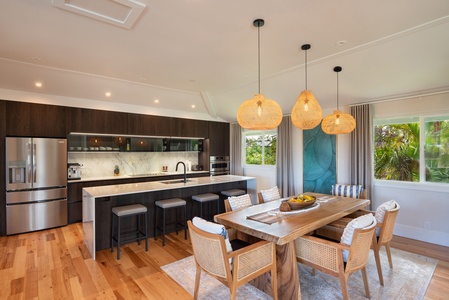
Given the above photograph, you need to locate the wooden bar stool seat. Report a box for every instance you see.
[111,204,148,260]
[192,193,219,221]
[154,198,187,246]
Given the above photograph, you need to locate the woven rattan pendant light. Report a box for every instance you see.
[237,19,282,130]
[291,44,322,129]
[322,66,356,134]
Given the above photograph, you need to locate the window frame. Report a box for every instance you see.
[242,129,277,168]
[373,114,449,188]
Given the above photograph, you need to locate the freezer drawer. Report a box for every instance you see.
[6,188,67,204]
[6,199,67,235]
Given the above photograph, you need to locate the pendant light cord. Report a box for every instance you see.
[336,71,339,109]
[257,24,261,94]
[305,49,308,90]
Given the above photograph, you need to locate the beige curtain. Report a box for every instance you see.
[350,104,372,203]
[230,123,243,175]
[276,116,295,197]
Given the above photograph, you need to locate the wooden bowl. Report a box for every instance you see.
[287,196,316,210]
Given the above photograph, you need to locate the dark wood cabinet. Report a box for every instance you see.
[127,113,174,136]
[208,121,230,156]
[67,107,128,134]
[128,114,209,138]
[176,118,209,138]
[6,101,67,137]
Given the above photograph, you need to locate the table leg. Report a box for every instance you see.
[251,241,301,300]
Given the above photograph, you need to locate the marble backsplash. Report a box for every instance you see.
[68,152,199,178]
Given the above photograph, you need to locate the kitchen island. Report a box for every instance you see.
[82,175,256,259]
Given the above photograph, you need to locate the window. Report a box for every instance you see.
[374,115,449,184]
[243,130,276,166]
[425,116,449,183]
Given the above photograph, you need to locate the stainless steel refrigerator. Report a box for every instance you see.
[6,137,67,235]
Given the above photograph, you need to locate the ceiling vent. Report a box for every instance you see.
[52,0,146,30]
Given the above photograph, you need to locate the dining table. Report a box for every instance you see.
[214,193,370,300]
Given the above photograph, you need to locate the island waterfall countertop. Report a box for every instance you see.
[82,175,257,259]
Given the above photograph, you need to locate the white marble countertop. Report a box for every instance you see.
[83,175,256,198]
[68,170,209,183]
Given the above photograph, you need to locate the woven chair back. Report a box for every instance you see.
[188,221,229,279]
[378,207,399,245]
[345,225,376,273]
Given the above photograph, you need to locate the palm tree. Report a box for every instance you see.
[374,123,420,181]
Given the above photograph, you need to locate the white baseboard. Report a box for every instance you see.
[395,224,449,247]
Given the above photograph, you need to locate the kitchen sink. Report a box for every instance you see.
[161,179,192,184]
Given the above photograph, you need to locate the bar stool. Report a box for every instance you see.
[111,204,148,260]
[192,193,219,221]
[154,198,187,246]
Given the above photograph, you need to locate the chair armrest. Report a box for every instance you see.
[228,240,270,258]
[228,241,274,282]
[294,235,345,272]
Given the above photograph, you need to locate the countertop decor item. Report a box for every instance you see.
[291,44,322,130]
[114,165,120,176]
[236,19,282,130]
[322,66,356,134]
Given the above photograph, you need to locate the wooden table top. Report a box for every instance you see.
[214,193,370,245]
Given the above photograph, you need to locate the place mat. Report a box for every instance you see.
[246,209,281,224]
[246,203,320,225]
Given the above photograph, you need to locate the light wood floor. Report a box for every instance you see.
[0,223,447,299]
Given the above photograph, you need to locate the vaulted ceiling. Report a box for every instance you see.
[1,0,449,122]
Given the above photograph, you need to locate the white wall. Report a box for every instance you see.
[370,92,449,247]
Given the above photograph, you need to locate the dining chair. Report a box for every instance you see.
[224,193,253,212]
[332,184,366,199]
[315,200,400,286]
[294,214,377,300]
[187,220,278,300]
[257,186,282,203]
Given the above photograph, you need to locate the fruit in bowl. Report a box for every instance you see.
[287,194,316,210]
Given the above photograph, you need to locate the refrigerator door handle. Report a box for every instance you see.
[27,143,32,184]
[33,143,37,183]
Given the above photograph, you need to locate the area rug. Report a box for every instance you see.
[161,247,438,300]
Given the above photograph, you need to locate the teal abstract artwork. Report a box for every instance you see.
[303,123,336,194]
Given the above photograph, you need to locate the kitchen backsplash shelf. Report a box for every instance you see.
[68,134,203,153]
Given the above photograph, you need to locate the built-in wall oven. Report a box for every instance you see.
[210,156,230,176]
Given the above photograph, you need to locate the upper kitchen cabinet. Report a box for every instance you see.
[174,118,209,138]
[68,107,128,134]
[208,121,230,156]
[127,114,208,137]
[6,101,67,137]
[127,113,175,136]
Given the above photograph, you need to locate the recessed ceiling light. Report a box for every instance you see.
[336,40,348,46]
[35,82,42,88]
[191,104,196,108]
[105,92,111,97]
[154,99,159,103]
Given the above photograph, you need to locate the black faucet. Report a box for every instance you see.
[176,161,187,183]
